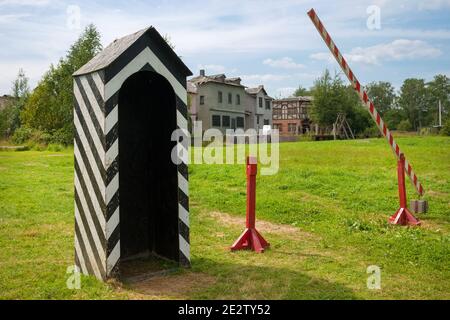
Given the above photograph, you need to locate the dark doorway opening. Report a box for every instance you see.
[118,71,179,274]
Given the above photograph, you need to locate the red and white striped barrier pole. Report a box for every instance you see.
[307,9,425,197]
[231,156,269,253]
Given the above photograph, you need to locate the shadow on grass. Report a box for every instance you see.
[188,258,357,300]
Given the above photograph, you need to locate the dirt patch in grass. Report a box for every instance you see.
[208,211,317,241]
[123,272,217,299]
[427,189,449,198]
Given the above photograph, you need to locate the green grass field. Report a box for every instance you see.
[0,136,449,299]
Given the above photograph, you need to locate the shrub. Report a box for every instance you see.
[11,126,33,144]
[397,119,413,131]
[360,125,381,138]
[442,119,450,136]
[49,126,73,146]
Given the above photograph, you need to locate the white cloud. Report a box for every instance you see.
[275,87,297,98]
[263,57,305,69]
[241,74,290,84]
[418,0,450,10]
[0,0,50,6]
[196,64,239,75]
[0,13,31,23]
[309,52,335,63]
[310,39,442,65]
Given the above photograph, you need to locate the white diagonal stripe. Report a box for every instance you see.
[178,172,188,196]
[178,203,189,227]
[91,72,104,100]
[106,207,120,240]
[105,47,187,105]
[105,105,118,134]
[74,114,106,196]
[74,195,106,270]
[106,173,119,204]
[79,75,105,131]
[74,82,106,161]
[177,109,188,130]
[73,198,103,280]
[75,235,88,275]
[74,141,106,228]
[179,234,190,261]
[105,139,118,169]
[107,240,120,274]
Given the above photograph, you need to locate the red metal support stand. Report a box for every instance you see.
[389,154,421,226]
[231,156,270,253]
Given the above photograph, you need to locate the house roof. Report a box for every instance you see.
[245,85,274,100]
[189,74,245,88]
[273,96,313,102]
[73,27,192,77]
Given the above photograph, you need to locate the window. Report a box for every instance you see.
[281,105,288,119]
[273,124,282,132]
[228,93,232,104]
[236,117,244,128]
[212,115,221,127]
[259,97,263,108]
[218,91,223,103]
[273,108,281,120]
[222,115,230,127]
[256,115,260,125]
[236,94,240,105]
[265,100,271,110]
[264,119,269,125]
[288,123,297,133]
[200,95,205,105]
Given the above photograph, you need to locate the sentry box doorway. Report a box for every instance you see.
[73,27,192,280]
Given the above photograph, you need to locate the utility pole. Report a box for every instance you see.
[439,100,442,127]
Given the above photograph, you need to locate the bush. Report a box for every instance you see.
[360,125,381,138]
[397,120,413,131]
[11,126,33,144]
[47,144,64,152]
[49,126,73,146]
[442,119,450,136]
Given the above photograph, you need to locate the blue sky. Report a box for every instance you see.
[1,0,449,97]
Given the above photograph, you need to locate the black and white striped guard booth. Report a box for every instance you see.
[72,27,192,280]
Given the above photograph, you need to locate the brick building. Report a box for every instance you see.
[272,96,313,135]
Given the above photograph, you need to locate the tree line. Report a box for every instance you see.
[295,70,450,136]
[0,24,102,146]
[1,24,449,146]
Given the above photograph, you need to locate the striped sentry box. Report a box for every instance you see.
[72,27,192,280]
[307,9,424,197]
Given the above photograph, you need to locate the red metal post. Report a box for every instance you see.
[389,154,421,226]
[231,156,270,253]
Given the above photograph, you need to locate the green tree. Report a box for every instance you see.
[383,108,406,130]
[366,81,396,115]
[294,85,311,97]
[0,69,30,138]
[426,74,450,125]
[21,24,102,144]
[398,78,428,131]
[310,69,370,134]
